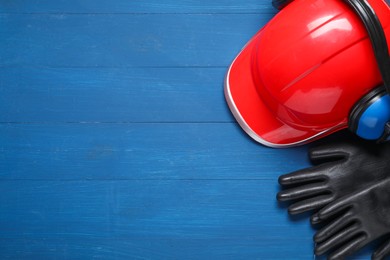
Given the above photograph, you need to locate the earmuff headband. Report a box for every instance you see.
[344,0,390,93]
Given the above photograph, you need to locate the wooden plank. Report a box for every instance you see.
[0,68,232,122]
[0,179,318,259]
[0,123,309,180]
[0,238,317,259]
[0,0,276,14]
[0,14,273,67]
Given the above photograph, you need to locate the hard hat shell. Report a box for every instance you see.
[225,0,390,147]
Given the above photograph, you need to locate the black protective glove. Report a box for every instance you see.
[311,179,390,260]
[277,140,390,215]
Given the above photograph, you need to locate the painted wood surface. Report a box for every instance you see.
[0,1,372,259]
[0,123,309,180]
[0,68,232,122]
[0,14,272,67]
[0,1,276,14]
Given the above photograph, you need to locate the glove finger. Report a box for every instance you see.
[315,222,361,256]
[314,211,353,243]
[309,143,350,164]
[328,234,367,260]
[278,165,330,186]
[313,196,352,222]
[277,183,327,202]
[287,195,333,215]
[372,238,390,260]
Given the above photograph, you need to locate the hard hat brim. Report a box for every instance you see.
[224,29,344,148]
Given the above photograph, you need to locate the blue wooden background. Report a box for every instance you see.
[0,1,372,259]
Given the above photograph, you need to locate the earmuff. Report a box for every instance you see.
[273,0,390,142]
[349,86,390,141]
[346,0,390,142]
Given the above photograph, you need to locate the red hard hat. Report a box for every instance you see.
[225,0,390,147]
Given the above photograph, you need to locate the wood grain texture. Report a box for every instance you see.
[0,68,231,122]
[0,0,276,14]
[0,180,314,259]
[0,0,372,259]
[0,123,309,180]
[0,14,272,67]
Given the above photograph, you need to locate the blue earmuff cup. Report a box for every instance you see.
[356,94,390,140]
